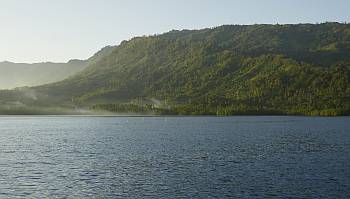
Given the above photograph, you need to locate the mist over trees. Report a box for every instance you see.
[1,23,349,115]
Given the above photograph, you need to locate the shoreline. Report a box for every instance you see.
[0,114,348,117]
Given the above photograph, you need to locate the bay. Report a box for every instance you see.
[0,116,349,198]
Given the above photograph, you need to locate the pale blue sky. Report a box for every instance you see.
[1,0,349,63]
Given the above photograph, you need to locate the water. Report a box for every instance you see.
[0,116,349,198]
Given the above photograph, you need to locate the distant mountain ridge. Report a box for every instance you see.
[1,23,349,115]
[0,60,87,89]
[0,46,114,89]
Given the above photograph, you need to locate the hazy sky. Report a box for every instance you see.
[1,0,349,63]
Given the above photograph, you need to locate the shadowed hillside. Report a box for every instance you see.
[1,23,349,115]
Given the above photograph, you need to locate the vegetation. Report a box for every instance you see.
[1,23,350,116]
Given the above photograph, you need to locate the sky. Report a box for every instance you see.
[0,0,349,63]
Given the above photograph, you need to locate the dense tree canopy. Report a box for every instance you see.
[1,23,349,115]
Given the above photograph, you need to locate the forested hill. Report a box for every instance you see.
[1,23,350,115]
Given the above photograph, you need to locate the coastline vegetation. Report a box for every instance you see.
[1,23,349,116]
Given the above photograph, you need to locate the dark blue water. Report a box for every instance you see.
[0,116,349,198]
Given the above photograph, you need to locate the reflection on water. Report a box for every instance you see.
[0,116,349,198]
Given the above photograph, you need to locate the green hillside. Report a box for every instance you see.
[1,23,350,115]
